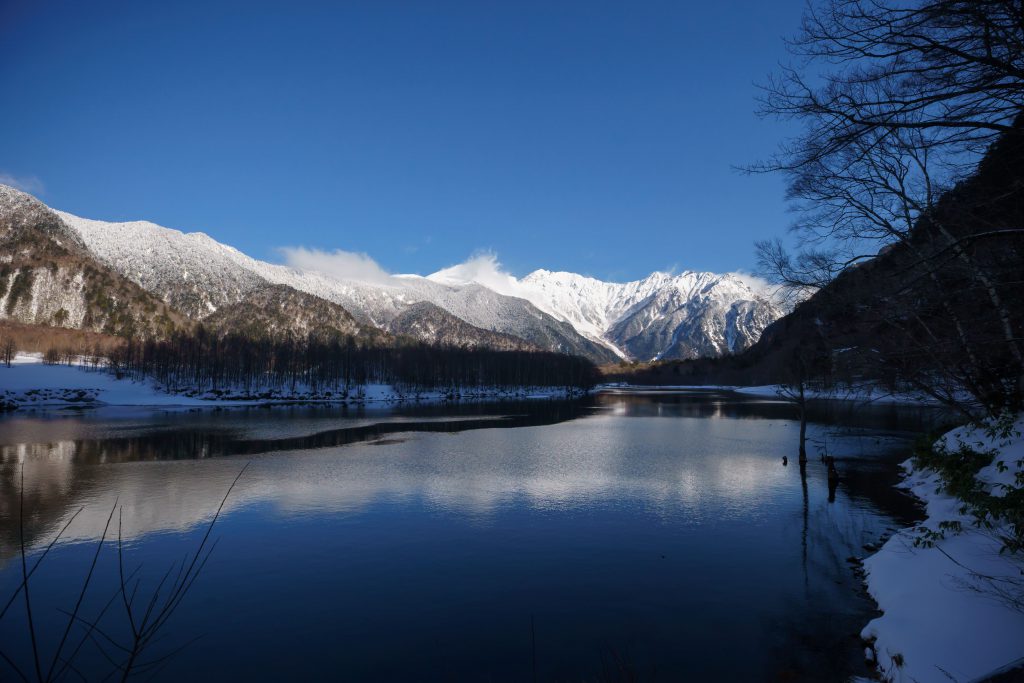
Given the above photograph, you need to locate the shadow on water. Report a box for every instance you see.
[0,388,952,462]
[2,399,596,463]
[0,398,594,559]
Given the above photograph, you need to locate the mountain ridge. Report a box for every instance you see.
[4,185,785,361]
[0,186,187,339]
[427,261,785,360]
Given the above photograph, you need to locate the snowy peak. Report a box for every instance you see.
[4,185,784,363]
[424,259,783,361]
[1,185,85,251]
[509,268,782,361]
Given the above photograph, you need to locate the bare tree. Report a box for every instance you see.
[753,0,1024,416]
[1,335,14,367]
[759,0,1024,168]
[778,367,811,464]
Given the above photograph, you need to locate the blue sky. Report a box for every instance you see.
[0,0,803,282]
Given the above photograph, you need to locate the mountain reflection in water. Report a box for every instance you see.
[0,390,951,681]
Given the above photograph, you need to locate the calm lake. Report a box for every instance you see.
[0,390,950,681]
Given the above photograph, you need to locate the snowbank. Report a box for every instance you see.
[731,384,952,405]
[860,417,1024,682]
[0,354,584,410]
[595,382,948,405]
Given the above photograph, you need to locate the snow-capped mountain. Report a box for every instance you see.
[532,270,784,360]
[54,207,618,361]
[427,263,785,360]
[0,186,186,338]
[3,184,784,362]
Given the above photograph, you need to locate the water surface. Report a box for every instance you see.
[0,390,949,681]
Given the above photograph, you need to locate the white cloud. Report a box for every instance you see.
[728,271,773,294]
[278,246,529,295]
[278,247,775,310]
[426,251,521,296]
[727,270,794,306]
[279,246,394,285]
[0,171,44,195]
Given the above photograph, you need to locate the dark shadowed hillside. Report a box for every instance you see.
[386,301,541,351]
[203,283,387,344]
[610,119,1024,410]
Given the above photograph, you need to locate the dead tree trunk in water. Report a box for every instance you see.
[777,369,811,464]
[797,379,808,464]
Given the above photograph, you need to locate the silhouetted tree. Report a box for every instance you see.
[753,0,1024,417]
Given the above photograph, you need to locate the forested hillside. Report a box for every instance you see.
[0,186,187,338]
[610,117,1024,412]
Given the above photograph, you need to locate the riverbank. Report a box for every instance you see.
[860,417,1024,682]
[0,354,585,411]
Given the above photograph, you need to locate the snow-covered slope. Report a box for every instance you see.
[428,266,785,361]
[35,190,783,362]
[55,208,617,361]
[0,186,186,337]
[519,270,674,347]
[861,418,1024,682]
[56,211,269,318]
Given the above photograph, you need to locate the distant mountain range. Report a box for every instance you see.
[0,184,785,362]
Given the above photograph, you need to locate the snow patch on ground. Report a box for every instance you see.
[860,418,1024,683]
[1,355,212,408]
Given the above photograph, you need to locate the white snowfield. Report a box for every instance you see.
[53,206,784,362]
[0,354,582,409]
[1,354,210,407]
[861,417,1024,683]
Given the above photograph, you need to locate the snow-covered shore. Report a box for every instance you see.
[732,383,959,405]
[0,354,584,410]
[598,382,950,405]
[860,417,1024,682]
